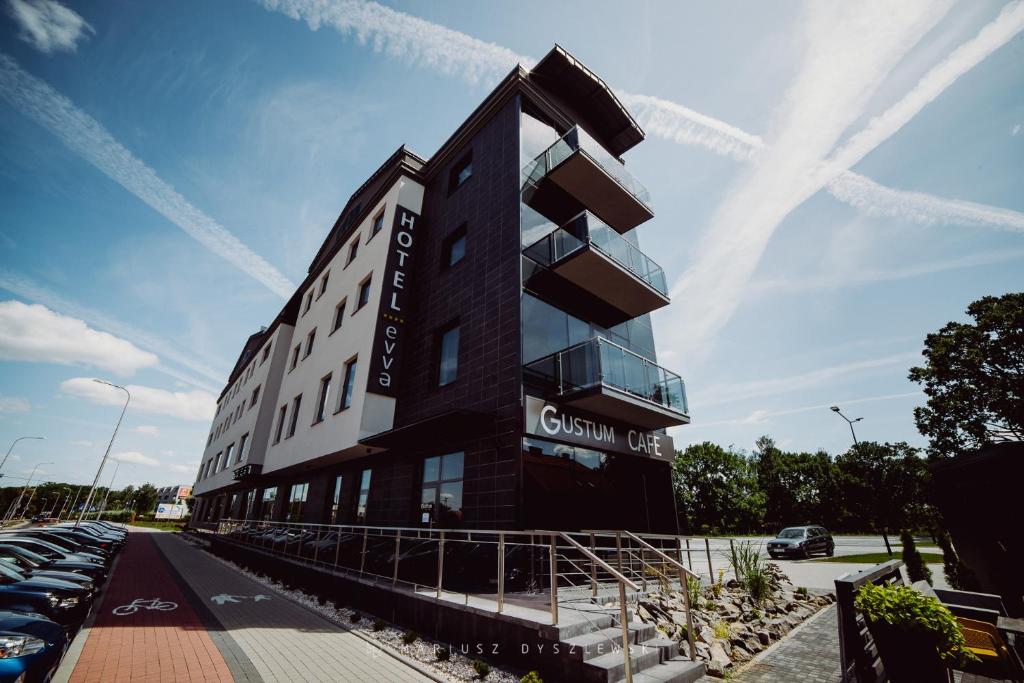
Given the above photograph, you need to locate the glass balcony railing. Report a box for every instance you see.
[525,126,652,212]
[523,212,668,295]
[524,338,688,417]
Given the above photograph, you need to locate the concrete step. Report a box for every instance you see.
[618,657,706,683]
[579,636,681,683]
[562,623,658,661]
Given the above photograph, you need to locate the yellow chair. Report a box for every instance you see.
[958,617,1017,679]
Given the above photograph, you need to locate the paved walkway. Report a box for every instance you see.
[57,527,433,682]
[698,605,841,683]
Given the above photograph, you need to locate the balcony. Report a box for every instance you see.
[524,212,670,326]
[523,126,653,233]
[524,338,689,429]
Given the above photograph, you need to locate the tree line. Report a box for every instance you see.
[671,437,934,535]
[0,481,161,520]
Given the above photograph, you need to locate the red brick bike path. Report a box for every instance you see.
[67,531,233,683]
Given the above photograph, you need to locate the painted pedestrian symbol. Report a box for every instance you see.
[210,593,270,605]
[112,597,178,616]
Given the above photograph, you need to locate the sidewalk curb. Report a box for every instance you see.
[175,533,447,683]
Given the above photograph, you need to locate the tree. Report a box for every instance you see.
[132,484,159,513]
[909,292,1024,459]
[900,529,932,585]
[754,436,840,530]
[672,442,764,534]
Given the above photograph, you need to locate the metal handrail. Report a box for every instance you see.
[559,533,639,592]
[623,531,697,663]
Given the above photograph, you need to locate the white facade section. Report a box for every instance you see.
[263,176,425,475]
[193,322,294,496]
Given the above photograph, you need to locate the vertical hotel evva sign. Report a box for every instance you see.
[367,205,420,396]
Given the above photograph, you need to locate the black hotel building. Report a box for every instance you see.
[191,45,689,534]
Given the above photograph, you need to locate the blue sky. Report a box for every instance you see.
[0,0,1021,488]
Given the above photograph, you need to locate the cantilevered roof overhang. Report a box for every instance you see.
[528,45,644,157]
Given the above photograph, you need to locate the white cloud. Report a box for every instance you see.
[112,451,159,467]
[69,439,94,447]
[697,352,921,409]
[133,425,160,437]
[6,0,92,54]
[167,462,198,474]
[1013,123,1022,136]
[668,1,952,360]
[0,395,30,413]
[686,391,923,429]
[827,172,1024,233]
[60,377,216,422]
[0,270,224,391]
[0,300,158,375]
[0,54,295,299]
[160,449,176,457]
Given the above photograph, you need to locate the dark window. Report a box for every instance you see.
[332,299,346,333]
[286,395,302,438]
[261,343,271,364]
[318,271,330,298]
[303,290,313,315]
[356,276,372,310]
[448,152,473,193]
[340,357,357,410]
[371,211,385,236]
[421,452,464,526]
[244,490,256,520]
[261,487,277,520]
[250,385,260,409]
[274,405,287,444]
[314,373,331,424]
[443,224,467,268]
[304,328,316,358]
[290,345,301,371]
[238,433,249,462]
[329,475,343,524]
[346,238,359,265]
[223,444,234,469]
[437,324,460,386]
[288,483,308,522]
[355,469,372,524]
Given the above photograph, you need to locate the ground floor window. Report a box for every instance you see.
[420,451,464,526]
[261,486,277,520]
[329,475,343,524]
[288,482,308,521]
[355,469,371,524]
[244,489,256,520]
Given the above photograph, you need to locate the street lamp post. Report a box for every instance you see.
[64,485,84,520]
[0,437,44,478]
[12,462,54,521]
[830,405,863,445]
[77,380,130,528]
[95,462,120,520]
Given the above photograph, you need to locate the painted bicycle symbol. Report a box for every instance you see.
[112,597,178,616]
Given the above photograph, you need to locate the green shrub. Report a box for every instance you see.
[401,631,417,644]
[900,530,933,585]
[372,618,386,631]
[686,575,701,607]
[349,611,361,623]
[713,621,730,639]
[435,646,450,662]
[854,583,976,665]
[520,671,543,683]
[935,530,979,591]
[732,541,771,604]
[471,659,491,679]
[796,586,809,599]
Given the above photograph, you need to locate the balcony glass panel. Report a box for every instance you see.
[525,127,652,211]
[524,338,688,416]
[523,212,668,295]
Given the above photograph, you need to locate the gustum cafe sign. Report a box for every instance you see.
[524,397,674,461]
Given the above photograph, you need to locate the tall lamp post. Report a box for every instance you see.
[830,405,863,445]
[12,462,54,521]
[77,380,130,528]
[95,461,120,520]
[1,437,44,477]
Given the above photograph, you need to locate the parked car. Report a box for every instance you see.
[0,545,105,585]
[1,532,112,563]
[0,538,106,568]
[54,523,125,545]
[767,526,835,559]
[0,547,96,594]
[21,529,115,557]
[0,611,68,683]
[0,562,91,626]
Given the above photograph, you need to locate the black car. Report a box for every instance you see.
[0,562,90,626]
[21,529,115,557]
[767,526,835,559]
[2,532,112,563]
[0,538,106,568]
[0,548,96,594]
[54,524,124,547]
[0,611,68,683]
[0,545,105,585]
